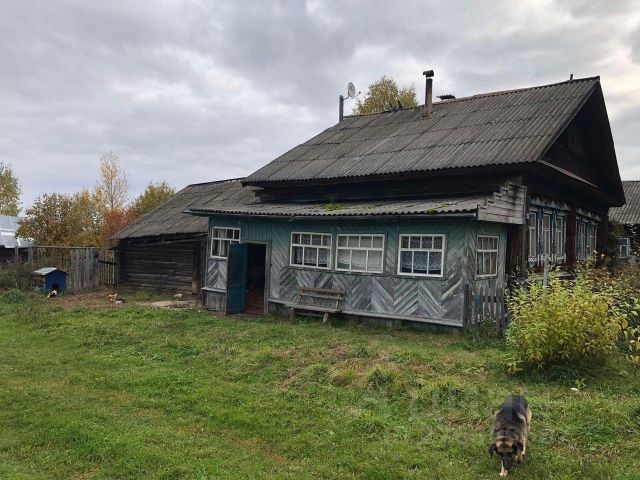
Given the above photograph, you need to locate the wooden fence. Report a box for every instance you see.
[27,246,118,291]
[463,283,508,335]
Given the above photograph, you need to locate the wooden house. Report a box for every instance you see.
[610,181,640,260]
[0,215,31,263]
[113,180,242,293]
[184,75,624,326]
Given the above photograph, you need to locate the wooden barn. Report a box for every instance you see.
[185,75,624,326]
[0,215,31,264]
[113,179,242,294]
[610,180,640,260]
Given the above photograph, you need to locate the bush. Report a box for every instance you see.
[0,288,27,304]
[505,266,635,370]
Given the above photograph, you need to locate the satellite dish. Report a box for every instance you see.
[347,82,356,98]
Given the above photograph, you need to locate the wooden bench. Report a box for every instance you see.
[287,287,346,323]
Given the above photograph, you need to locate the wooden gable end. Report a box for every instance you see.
[541,84,624,206]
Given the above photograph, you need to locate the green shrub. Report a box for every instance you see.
[505,266,631,370]
[0,288,27,304]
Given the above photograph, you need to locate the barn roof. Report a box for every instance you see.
[112,179,246,240]
[609,181,640,225]
[245,77,603,186]
[0,215,32,249]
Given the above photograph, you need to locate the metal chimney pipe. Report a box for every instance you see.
[339,94,345,122]
[423,70,434,117]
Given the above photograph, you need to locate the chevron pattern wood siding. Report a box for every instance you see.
[204,216,508,326]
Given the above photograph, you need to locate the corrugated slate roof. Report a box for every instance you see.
[188,194,484,218]
[112,179,246,240]
[610,181,640,225]
[0,215,32,249]
[186,179,527,221]
[245,77,599,184]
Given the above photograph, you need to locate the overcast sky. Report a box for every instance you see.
[2,0,640,210]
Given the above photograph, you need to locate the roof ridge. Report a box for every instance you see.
[343,76,600,119]
[185,177,245,187]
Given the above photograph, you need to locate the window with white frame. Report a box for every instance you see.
[290,232,332,269]
[619,237,631,258]
[210,227,240,258]
[541,214,551,257]
[554,215,566,259]
[336,234,384,273]
[398,234,445,277]
[528,212,537,258]
[476,235,499,277]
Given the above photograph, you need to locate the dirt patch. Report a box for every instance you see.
[142,299,200,309]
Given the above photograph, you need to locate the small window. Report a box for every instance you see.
[336,234,385,273]
[542,214,551,256]
[210,227,241,258]
[290,232,332,269]
[398,234,445,277]
[476,235,499,277]
[619,237,631,258]
[528,211,537,258]
[554,215,566,259]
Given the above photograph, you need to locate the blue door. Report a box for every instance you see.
[226,243,249,314]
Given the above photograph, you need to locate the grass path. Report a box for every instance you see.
[0,300,639,479]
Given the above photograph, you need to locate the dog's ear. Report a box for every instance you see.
[514,441,524,453]
[488,443,497,456]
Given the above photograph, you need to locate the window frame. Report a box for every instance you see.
[397,234,446,278]
[476,235,499,278]
[619,237,631,258]
[335,234,385,274]
[210,226,241,259]
[554,215,566,260]
[289,231,332,270]
[528,211,537,259]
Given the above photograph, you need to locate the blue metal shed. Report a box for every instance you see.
[32,267,68,293]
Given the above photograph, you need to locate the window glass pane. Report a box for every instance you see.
[367,250,383,272]
[318,248,328,268]
[401,236,409,249]
[311,234,321,246]
[301,234,311,245]
[292,233,300,244]
[422,236,432,249]
[428,252,442,275]
[410,236,421,249]
[400,251,412,273]
[373,236,384,249]
[414,252,429,274]
[348,236,359,247]
[433,236,443,249]
[489,253,497,275]
[476,252,483,275]
[221,240,229,257]
[351,250,366,271]
[322,235,331,247]
[303,247,317,266]
[338,236,347,247]
[292,246,303,265]
[484,251,491,274]
[337,249,350,269]
[234,229,240,240]
[490,237,498,250]
[360,236,372,248]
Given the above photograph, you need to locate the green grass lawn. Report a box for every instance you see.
[0,295,639,479]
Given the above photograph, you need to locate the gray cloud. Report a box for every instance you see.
[1,0,639,210]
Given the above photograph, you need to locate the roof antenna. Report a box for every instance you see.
[339,82,360,122]
[569,73,574,80]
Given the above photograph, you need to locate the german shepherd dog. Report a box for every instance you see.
[489,395,532,476]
